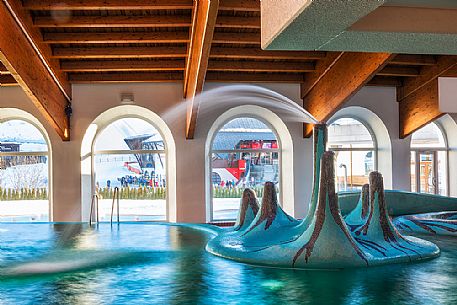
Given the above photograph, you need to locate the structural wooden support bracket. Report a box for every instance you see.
[184,0,219,139]
[0,1,70,140]
[302,52,394,137]
[396,55,457,138]
[399,79,443,139]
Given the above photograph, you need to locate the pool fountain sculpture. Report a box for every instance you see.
[206,124,446,269]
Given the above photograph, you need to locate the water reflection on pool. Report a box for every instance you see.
[0,223,456,305]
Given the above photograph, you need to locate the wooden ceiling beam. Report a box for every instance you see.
[210,47,325,60]
[377,66,420,77]
[301,52,344,99]
[212,32,260,44]
[43,31,190,44]
[68,72,183,83]
[52,46,188,59]
[367,76,402,87]
[0,1,69,140]
[60,59,185,72]
[42,31,257,44]
[206,72,304,83]
[390,54,436,66]
[219,0,259,11]
[208,60,314,73]
[34,15,192,28]
[23,0,194,10]
[4,0,71,98]
[0,74,18,86]
[397,55,457,101]
[24,0,258,11]
[34,15,259,29]
[184,0,219,139]
[302,52,394,137]
[399,78,443,138]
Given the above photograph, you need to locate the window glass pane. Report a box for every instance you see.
[0,120,48,152]
[95,118,164,151]
[0,155,49,222]
[94,153,166,221]
[212,118,278,151]
[410,152,417,192]
[334,150,373,192]
[211,117,280,221]
[437,151,447,196]
[418,152,435,194]
[328,118,374,149]
[211,152,280,221]
[411,122,446,148]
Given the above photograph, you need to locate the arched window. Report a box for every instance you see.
[410,122,448,196]
[210,117,280,221]
[328,118,376,192]
[0,119,49,221]
[93,117,167,221]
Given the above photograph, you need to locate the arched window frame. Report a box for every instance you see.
[208,114,282,222]
[81,106,176,223]
[90,115,168,221]
[410,122,449,196]
[0,115,52,221]
[328,116,378,190]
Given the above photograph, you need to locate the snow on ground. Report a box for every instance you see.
[0,198,241,222]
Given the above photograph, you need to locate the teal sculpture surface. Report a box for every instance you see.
[206,124,447,269]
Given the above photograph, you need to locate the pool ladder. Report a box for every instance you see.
[111,187,120,225]
[89,188,120,226]
[89,193,99,226]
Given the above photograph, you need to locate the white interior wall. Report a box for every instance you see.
[1,84,456,223]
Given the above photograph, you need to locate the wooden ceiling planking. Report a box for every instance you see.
[0,74,17,86]
[68,71,183,83]
[60,59,186,72]
[207,59,315,73]
[52,46,188,59]
[23,0,259,11]
[33,15,259,29]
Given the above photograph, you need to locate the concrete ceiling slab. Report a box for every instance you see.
[262,0,457,54]
[261,0,385,50]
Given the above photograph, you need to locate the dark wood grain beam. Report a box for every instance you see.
[0,1,69,139]
[184,0,219,139]
[302,52,394,137]
[60,59,185,72]
[399,78,443,138]
[397,55,457,101]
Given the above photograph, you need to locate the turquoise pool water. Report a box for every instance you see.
[1,223,456,305]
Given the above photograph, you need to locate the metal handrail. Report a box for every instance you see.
[111,187,120,225]
[89,194,99,226]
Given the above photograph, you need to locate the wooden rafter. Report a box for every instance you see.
[302,52,394,137]
[397,55,457,101]
[184,0,219,139]
[206,72,304,83]
[52,46,188,59]
[23,0,259,11]
[5,0,71,98]
[377,66,420,77]
[397,55,457,138]
[0,74,17,86]
[301,52,343,99]
[43,31,190,44]
[69,72,183,83]
[399,79,443,138]
[210,48,325,60]
[33,15,260,29]
[207,60,314,73]
[0,1,70,139]
[60,59,185,72]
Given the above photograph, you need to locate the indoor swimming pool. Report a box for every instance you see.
[1,223,457,305]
